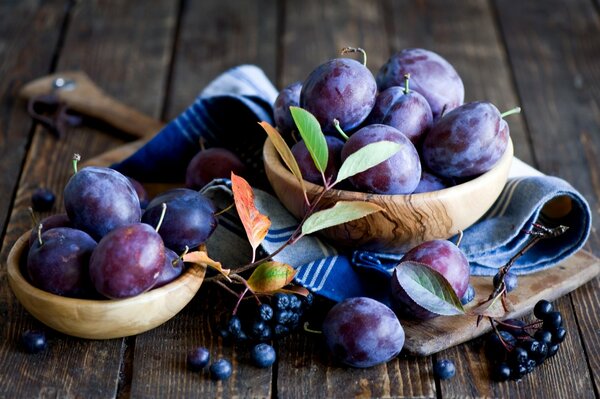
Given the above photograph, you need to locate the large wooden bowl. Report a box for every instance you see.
[6,232,206,339]
[264,138,514,253]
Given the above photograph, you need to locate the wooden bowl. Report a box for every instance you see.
[263,138,514,253]
[6,232,206,339]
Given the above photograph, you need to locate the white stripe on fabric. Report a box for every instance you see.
[486,178,523,219]
[314,256,337,291]
[308,257,329,287]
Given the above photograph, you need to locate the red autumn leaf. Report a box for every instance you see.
[231,172,271,262]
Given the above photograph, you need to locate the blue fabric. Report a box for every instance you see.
[114,65,592,304]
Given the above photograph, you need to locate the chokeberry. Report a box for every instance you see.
[525,359,537,374]
[547,344,560,357]
[274,310,292,325]
[552,327,567,344]
[543,311,563,331]
[187,347,210,371]
[273,324,290,338]
[302,292,314,307]
[31,188,55,212]
[486,331,516,357]
[511,363,527,380]
[492,362,511,381]
[227,315,243,336]
[534,300,553,319]
[251,343,276,368]
[433,359,456,380]
[273,293,290,310]
[20,330,47,354]
[258,303,273,322]
[534,329,553,344]
[510,347,528,365]
[289,295,302,311]
[460,284,475,305]
[209,359,233,381]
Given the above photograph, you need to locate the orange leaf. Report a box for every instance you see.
[231,172,271,258]
[259,121,308,200]
[183,250,230,280]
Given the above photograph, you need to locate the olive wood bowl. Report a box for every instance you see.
[7,232,206,339]
[263,137,514,253]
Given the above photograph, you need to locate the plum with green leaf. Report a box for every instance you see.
[391,239,470,320]
[340,124,421,194]
[273,81,302,140]
[291,135,344,185]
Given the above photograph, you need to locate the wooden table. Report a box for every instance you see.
[1,1,599,398]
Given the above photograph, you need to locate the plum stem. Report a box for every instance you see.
[303,321,322,334]
[72,153,81,174]
[341,47,367,66]
[173,245,190,266]
[501,107,521,118]
[455,230,464,247]
[215,202,235,216]
[27,207,39,228]
[332,119,349,141]
[403,73,411,94]
[155,203,167,232]
[37,223,43,246]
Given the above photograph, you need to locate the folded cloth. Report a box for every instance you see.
[114,65,592,303]
[112,65,278,184]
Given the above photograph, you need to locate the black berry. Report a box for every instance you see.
[20,330,47,354]
[510,347,528,365]
[209,359,233,381]
[492,362,511,381]
[534,329,553,344]
[494,271,518,293]
[486,331,516,358]
[273,293,290,310]
[187,347,210,371]
[543,311,563,331]
[433,359,456,380]
[251,343,276,368]
[273,324,290,338]
[547,344,560,357]
[533,300,553,319]
[31,188,56,212]
[258,303,273,322]
[552,327,567,344]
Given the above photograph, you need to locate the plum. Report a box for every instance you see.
[300,58,377,134]
[127,177,150,209]
[322,297,405,368]
[422,101,509,178]
[153,247,184,288]
[142,188,217,252]
[391,239,470,320]
[89,223,165,299]
[273,81,302,140]
[341,124,421,194]
[366,83,433,146]
[291,135,345,185]
[376,48,464,119]
[413,170,448,194]
[28,213,71,247]
[27,227,96,298]
[64,166,141,241]
[185,148,246,190]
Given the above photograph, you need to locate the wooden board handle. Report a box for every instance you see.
[19,71,164,139]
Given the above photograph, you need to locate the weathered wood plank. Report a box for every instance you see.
[494,0,600,395]
[276,1,436,398]
[128,1,278,397]
[0,1,178,398]
[0,0,67,243]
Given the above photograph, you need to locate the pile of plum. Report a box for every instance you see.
[274,47,514,194]
[26,160,217,299]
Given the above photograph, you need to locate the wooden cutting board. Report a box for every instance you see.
[402,250,600,355]
[22,72,600,356]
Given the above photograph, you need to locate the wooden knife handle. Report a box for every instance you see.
[19,71,164,139]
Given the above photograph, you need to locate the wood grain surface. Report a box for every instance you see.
[1,1,600,398]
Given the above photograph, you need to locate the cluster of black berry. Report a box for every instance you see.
[219,292,313,343]
[486,299,567,381]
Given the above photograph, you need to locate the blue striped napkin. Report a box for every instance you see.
[114,65,592,303]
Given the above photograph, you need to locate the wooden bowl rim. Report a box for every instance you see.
[263,137,514,202]
[6,232,206,311]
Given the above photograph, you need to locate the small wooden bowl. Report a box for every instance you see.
[7,232,206,339]
[264,138,514,253]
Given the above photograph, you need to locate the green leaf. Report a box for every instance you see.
[394,261,465,316]
[246,261,297,293]
[301,201,384,236]
[290,106,328,173]
[335,141,403,184]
